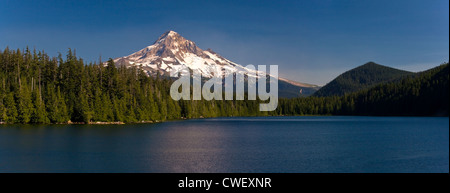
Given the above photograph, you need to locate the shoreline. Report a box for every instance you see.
[0,114,448,125]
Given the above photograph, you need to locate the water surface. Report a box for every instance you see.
[0,116,448,173]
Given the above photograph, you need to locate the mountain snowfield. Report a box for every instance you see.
[112,30,320,97]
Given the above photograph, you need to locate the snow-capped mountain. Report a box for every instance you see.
[112,30,320,97]
[113,30,256,77]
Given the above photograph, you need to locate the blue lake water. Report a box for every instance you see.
[0,116,448,173]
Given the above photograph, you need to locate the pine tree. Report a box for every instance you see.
[31,88,49,123]
[0,92,6,123]
[4,93,18,123]
[55,86,69,123]
[17,82,34,123]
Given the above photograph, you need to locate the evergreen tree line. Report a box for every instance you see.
[0,47,447,124]
[0,47,274,124]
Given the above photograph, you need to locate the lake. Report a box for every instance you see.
[0,116,448,173]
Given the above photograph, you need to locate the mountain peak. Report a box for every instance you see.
[112,30,319,97]
[162,30,179,37]
[167,30,178,35]
[155,30,182,44]
[115,30,221,76]
[359,61,386,69]
[363,61,379,66]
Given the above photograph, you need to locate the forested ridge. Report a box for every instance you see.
[314,62,414,97]
[0,47,448,124]
[277,63,449,116]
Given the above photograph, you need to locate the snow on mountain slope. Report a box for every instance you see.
[113,30,248,77]
[112,30,320,97]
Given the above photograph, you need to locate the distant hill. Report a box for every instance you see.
[349,63,449,116]
[313,62,413,97]
[276,63,449,116]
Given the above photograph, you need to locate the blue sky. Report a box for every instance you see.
[1,0,448,85]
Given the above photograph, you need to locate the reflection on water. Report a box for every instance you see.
[0,116,448,173]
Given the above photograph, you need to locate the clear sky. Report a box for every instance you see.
[1,0,448,85]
